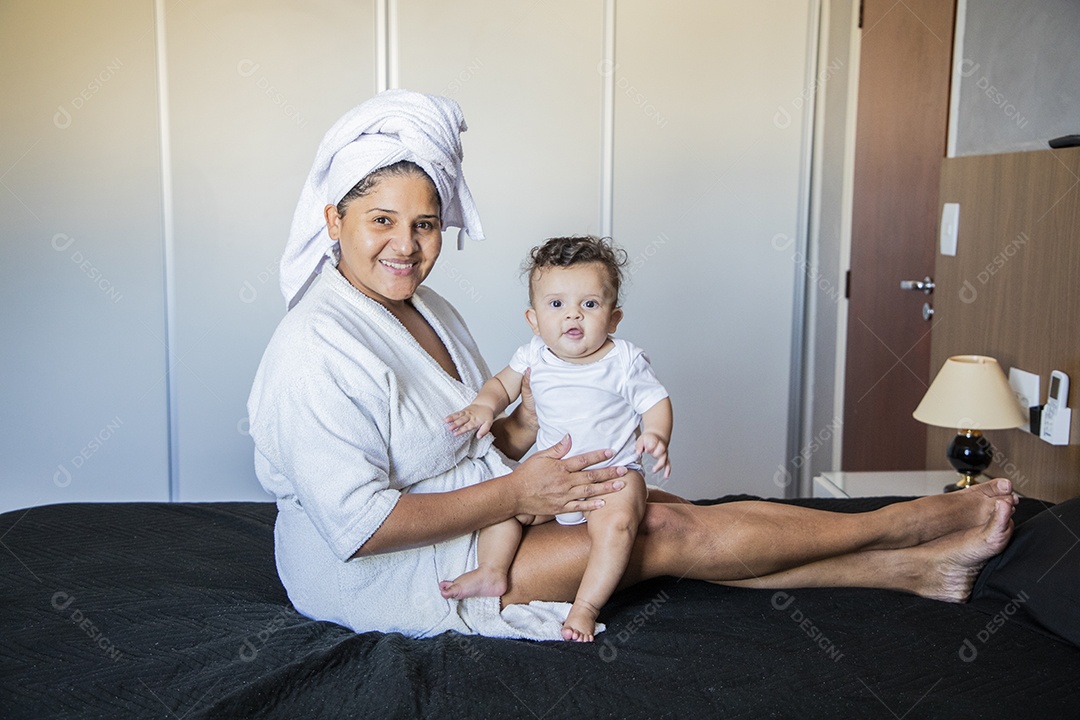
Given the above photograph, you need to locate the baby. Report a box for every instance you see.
[442,235,673,642]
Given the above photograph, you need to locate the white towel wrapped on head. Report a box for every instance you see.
[280,89,485,309]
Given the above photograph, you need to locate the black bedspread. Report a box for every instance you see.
[2,496,1077,718]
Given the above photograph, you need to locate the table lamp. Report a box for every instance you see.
[913,355,1027,492]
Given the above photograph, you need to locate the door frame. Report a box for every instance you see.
[792,0,863,496]
[784,0,826,499]
[828,2,862,491]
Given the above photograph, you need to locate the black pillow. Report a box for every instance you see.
[972,497,1080,648]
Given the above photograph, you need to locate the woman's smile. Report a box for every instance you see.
[380,258,417,272]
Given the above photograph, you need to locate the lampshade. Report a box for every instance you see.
[913,355,1028,430]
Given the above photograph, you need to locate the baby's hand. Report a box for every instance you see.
[446,404,496,438]
[636,432,671,479]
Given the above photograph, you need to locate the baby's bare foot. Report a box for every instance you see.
[439,567,507,600]
[912,497,1015,602]
[561,600,601,642]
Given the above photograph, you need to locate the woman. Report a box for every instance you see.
[248,90,1015,640]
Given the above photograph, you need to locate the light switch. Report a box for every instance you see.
[1009,367,1040,433]
[940,203,960,256]
[1009,367,1040,409]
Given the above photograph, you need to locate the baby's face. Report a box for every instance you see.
[526,263,622,364]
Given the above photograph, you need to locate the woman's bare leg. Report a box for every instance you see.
[721,498,1015,601]
[502,479,1016,607]
[641,488,691,503]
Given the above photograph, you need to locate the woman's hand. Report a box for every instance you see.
[509,435,628,517]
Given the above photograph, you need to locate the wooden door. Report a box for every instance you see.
[841,0,956,470]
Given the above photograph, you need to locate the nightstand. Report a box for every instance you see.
[812,470,961,498]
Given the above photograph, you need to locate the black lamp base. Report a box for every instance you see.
[944,474,981,493]
[942,430,992,493]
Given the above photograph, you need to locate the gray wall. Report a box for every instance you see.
[1,0,818,512]
[404,0,819,500]
[953,0,1080,156]
[166,0,376,501]
[607,1,815,498]
[1,0,170,511]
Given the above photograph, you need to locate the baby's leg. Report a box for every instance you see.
[440,518,522,599]
[562,470,648,642]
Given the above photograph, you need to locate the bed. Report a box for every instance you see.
[2,494,1078,718]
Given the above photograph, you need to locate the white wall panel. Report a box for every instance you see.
[0,0,169,512]
[613,1,815,498]
[396,0,604,368]
[166,0,377,501]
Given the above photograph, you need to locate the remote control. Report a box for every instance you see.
[1049,135,1080,149]
[1040,370,1070,442]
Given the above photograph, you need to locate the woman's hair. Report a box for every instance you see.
[335,160,441,218]
[524,235,628,306]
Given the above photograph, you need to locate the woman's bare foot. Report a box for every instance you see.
[881,478,1016,548]
[439,566,507,600]
[909,497,1015,602]
[562,600,601,642]
[969,478,1019,504]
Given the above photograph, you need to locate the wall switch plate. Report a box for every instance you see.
[1008,367,1040,432]
[1009,368,1040,408]
[940,203,960,256]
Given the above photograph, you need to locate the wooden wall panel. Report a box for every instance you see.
[933,147,1080,501]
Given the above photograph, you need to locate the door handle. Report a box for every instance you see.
[900,276,935,294]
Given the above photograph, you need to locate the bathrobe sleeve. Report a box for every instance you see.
[253,367,401,562]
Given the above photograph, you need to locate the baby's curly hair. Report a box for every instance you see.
[525,235,629,306]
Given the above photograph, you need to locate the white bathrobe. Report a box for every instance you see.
[248,262,580,640]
